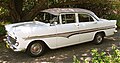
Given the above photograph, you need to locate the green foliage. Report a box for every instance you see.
[106,1,120,27]
[76,0,111,18]
[0,21,11,36]
[0,44,1,47]
[0,7,8,15]
[73,45,120,63]
[0,0,9,3]
[0,25,6,36]
[91,49,106,63]
[73,55,81,63]
[107,13,120,27]
[23,0,36,12]
[0,7,9,20]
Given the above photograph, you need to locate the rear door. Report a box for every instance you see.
[77,13,103,43]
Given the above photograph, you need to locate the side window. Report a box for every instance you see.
[78,14,94,22]
[35,12,60,24]
[61,14,75,24]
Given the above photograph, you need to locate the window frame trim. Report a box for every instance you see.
[60,13,77,24]
[77,13,98,23]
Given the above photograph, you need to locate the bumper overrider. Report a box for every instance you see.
[4,35,20,51]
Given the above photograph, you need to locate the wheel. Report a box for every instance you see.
[93,33,104,45]
[26,41,46,57]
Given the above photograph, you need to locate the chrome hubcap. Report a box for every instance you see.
[30,43,42,55]
[97,35,102,43]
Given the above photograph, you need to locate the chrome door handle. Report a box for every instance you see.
[75,24,79,27]
[77,24,79,26]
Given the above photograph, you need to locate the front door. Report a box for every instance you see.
[56,13,80,48]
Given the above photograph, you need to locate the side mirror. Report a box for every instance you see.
[50,17,58,26]
[93,21,97,24]
[54,22,58,25]
[50,21,58,26]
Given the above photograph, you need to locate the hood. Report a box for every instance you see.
[5,21,47,32]
[5,21,49,38]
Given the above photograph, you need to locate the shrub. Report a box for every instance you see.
[0,25,6,36]
[0,21,11,36]
[73,45,120,63]
[73,55,81,63]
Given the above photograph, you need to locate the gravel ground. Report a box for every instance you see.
[0,30,120,63]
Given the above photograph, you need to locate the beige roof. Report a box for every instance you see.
[41,8,94,15]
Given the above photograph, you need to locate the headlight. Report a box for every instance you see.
[15,42,19,46]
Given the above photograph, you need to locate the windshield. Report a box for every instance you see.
[35,12,58,24]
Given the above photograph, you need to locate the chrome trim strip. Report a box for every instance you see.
[25,25,115,40]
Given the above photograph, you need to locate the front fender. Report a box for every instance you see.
[24,37,57,50]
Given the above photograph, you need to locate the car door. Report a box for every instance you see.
[77,13,104,43]
[56,13,80,48]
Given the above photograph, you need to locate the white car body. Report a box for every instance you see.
[5,8,117,52]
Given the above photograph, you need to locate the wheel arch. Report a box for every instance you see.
[95,31,106,37]
[92,31,106,41]
[25,40,50,51]
[92,31,105,45]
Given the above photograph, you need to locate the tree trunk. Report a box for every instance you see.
[14,0,23,19]
[8,0,21,22]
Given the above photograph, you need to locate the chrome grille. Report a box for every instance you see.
[7,36,16,45]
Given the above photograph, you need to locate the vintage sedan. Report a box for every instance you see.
[4,8,117,57]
